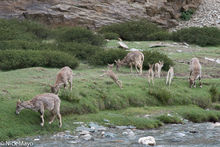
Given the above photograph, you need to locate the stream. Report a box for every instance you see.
[15,122,220,147]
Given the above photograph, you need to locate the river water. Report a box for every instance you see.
[16,122,220,147]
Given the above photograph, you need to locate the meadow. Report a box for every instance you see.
[0,19,219,141]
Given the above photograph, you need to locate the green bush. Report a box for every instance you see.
[0,19,50,41]
[88,49,127,65]
[0,50,79,70]
[99,20,167,41]
[148,88,172,105]
[103,32,120,40]
[54,26,105,46]
[180,9,194,21]
[143,51,174,71]
[172,27,220,46]
[156,114,182,124]
[59,89,80,103]
[57,42,102,60]
[209,85,219,102]
[147,31,172,41]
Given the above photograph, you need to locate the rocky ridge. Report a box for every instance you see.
[0,0,201,29]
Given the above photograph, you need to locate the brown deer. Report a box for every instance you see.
[115,51,144,74]
[166,66,174,86]
[148,64,154,86]
[100,70,122,89]
[50,66,73,94]
[154,61,164,78]
[107,63,114,70]
[16,93,62,128]
[189,58,202,88]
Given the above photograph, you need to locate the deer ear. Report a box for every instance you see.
[114,60,117,63]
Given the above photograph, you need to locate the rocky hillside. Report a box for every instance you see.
[174,0,220,30]
[0,0,201,29]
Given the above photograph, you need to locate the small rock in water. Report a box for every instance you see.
[103,132,116,138]
[103,119,109,123]
[80,130,90,135]
[122,132,129,135]
[89,122,106,131]
[175,132,186,137]
[34,138,40,141]
[68,141,78,144]
[138,136,156,146]
[213,122,220,127]
[81,134,93,141]
[189,130,198,133]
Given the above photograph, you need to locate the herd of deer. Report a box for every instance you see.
[15,51,202,128]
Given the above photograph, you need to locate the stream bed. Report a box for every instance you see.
[16,122,220,147]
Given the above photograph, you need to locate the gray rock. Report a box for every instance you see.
[81,134,93,141]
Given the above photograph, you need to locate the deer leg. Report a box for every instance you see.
[135,64,139,74]
[57,113,62,128]
[69,79,72,91]
[64,81,68,89]
[166,72,169,85]
[130,64,133,73]
[39,106,45,127]
[49,112,56,124]
[199,76,202,88]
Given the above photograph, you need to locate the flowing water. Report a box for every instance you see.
[16,122,220,147]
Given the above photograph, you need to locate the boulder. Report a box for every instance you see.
[138,136,156,146]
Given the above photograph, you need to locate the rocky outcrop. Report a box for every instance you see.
[0,0,201,29]
[174,0,220,30]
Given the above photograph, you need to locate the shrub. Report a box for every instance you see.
[209,85,219,102]
[57,42,102,60]
[99,20,167,41]
[88,49,127,65]
[103,95,129,110]
[103,32,120,40]
[172,27,220,46]
[0,19,50,41]
[156,114,182,124]
[148,88,172,105]
[180,9,194,21]
[0,50,79,70]
[143,51,174,71]
[147,31,172,41]
[54,26,105,46]
[59,89,80,103]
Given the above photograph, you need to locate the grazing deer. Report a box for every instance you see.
[154,61,164,78]
[16,93,62,128]
[50,66,73,94]
[115,51,144,74]
[100,70,122,89]
[189,58,202,88]
[107,63,114,70]
[166,66,174,86]
[148,64,154,86]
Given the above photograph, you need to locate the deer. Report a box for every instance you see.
[148,64,154,86]
[154,61,164,78]
[189,58,202,88]
[107,63,114,70]
[100,69,122,89]
[16,93,62,128]
[115,51,144,74]
[166,66,174,86]
[50,66,73,94]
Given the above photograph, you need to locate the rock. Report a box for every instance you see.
[76,126,94,132]
[68,141,78,144]
[79,130,90,135]
[103,132,116,138]
[88,122,107,131]
[0,0,203,29]
[73,122,84,125]
[213,122,220,127]
[138,136,156,146]
[175,132,186,137]
[116,125,136,130]
[103,119,110,123]
[177,50,183,53]
[81,134,93,141]
[189,130,198,133]
[34,138,40,141]
[118,41,129,49]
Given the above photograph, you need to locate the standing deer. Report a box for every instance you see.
[100,70,122,89]
[107,63,114,70]
[115,51,144,74]
[148,64,154,86]
[154,61,164,78]
[189,58,202,88]
[16,93,62,128]
[50,66,73,94]
[166,66,174,86]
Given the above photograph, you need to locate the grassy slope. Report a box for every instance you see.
[0,41,219,140]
